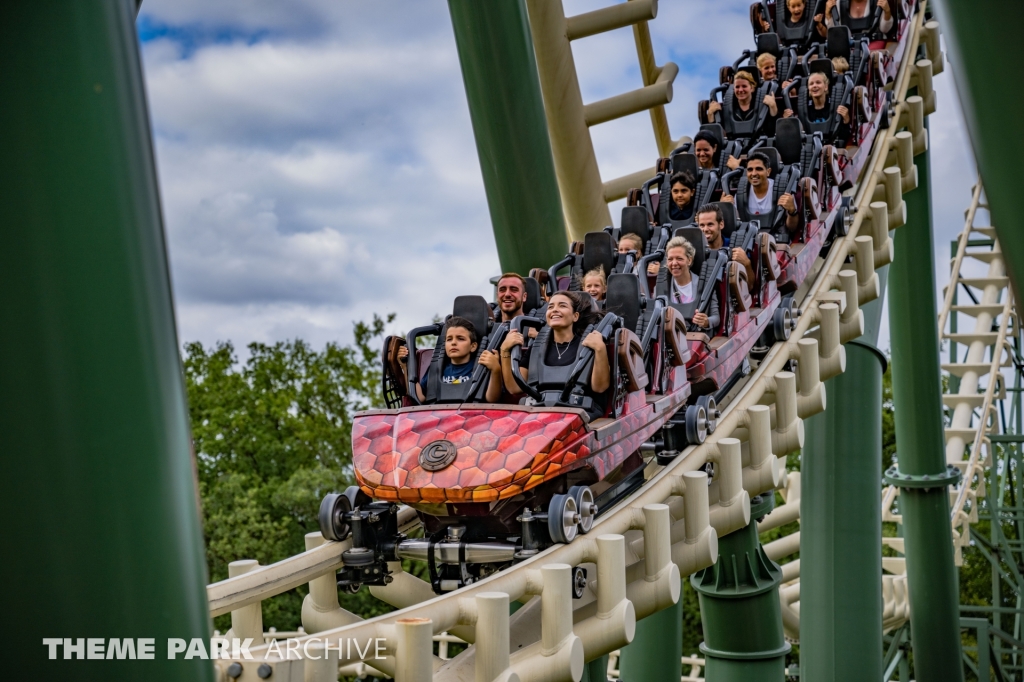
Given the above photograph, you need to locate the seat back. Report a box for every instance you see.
[672,152,699,178]
[756,31,782,58]
[523,277,543,316]
[606,273,642,334]
[827,25,853,61]
[774,117,805,166]
[621,206,652,251]
[452,295,494,340]
[759,147,782,176]
[700,123,726,150]
[582,231,616,277]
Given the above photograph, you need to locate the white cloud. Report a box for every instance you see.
[139,0,975,358]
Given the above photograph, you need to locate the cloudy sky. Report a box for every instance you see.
[137,0,975,356]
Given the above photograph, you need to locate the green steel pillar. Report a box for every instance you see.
[1,2,213,680]
[581,654,609,682]
[801,341,886,681]
[885,133,965,681]
[691,496,790,681]
[933,0,1024,291]
[447,0,568,275]
[618,597,682,681]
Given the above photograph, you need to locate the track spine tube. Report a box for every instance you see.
[1,1,214,679]
[447,0,569,274]
[886,120,966,681]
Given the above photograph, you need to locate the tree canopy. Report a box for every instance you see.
[184,315,398,631]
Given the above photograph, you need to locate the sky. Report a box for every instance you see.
[137,0,977,357]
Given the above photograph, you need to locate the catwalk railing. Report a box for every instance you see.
[204,6,942,681]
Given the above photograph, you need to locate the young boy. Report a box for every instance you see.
[398,316,503,403]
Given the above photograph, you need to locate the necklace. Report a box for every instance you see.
[553,338,573,360]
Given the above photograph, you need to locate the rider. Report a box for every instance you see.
[669,170,697,222]
[495,273,528,322]
[581,266,607,302]
[707,71,779,136]
[665,236,719,334]
[498,291,611,419]
[697,203,755,283]
[721,152,800,235]
[399,316,503,403]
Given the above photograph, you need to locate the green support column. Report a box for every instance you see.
[447,0,569,275]
[933,0,1024,291]
[581,654,609,682]
[618,598,682,681]
[801,341,885,681]
[2,2,213,679]
[692,496,790,681]
[886,134,965,681]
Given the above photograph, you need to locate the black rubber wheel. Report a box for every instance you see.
[318,492,352,542]
[569,485,597,534]
[685,404,708,445]
[548,493,579,544]
[771,307,793,344]
[834,204,849,237]
[696,395,719,434]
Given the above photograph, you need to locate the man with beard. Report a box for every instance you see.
[495,273,528,321]
[721,152,799,234]
[697,204,755,283]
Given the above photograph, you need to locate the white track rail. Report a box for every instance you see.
[205,7,943,681]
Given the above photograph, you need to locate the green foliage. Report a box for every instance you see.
[184,315,398,632]
[882,360,896,474]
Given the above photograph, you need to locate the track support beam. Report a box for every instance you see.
[801,340,885,681]
[1,1,213,679]
[691,495,789,680]
[447,0,569,274]
[886,123,965,682]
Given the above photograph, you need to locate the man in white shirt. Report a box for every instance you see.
[721,152,800,235]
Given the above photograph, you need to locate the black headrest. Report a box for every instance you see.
[672,226,710,275]
[605,273,641,333]
[736,65,761,86]
[620,206,651,247]
[671,152,699,178]
[524,277,542,315]
[756,32,782,58]
[701,201,739,240]
[827,26,852,61]
[582,231,616,278]
[759,147,782,176]
[699,123,725,149]
[774,118,804,165]
[452,295,494,339]
[809,58,835,81]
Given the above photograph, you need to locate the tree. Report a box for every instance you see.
[184,315,399,631]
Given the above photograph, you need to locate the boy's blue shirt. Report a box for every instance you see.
[420,359,475,389]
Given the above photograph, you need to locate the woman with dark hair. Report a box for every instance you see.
[497,291,610,418]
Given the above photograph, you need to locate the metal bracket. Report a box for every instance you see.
[883,464,962,490]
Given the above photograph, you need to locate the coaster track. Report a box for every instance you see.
[205,5,946,681]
